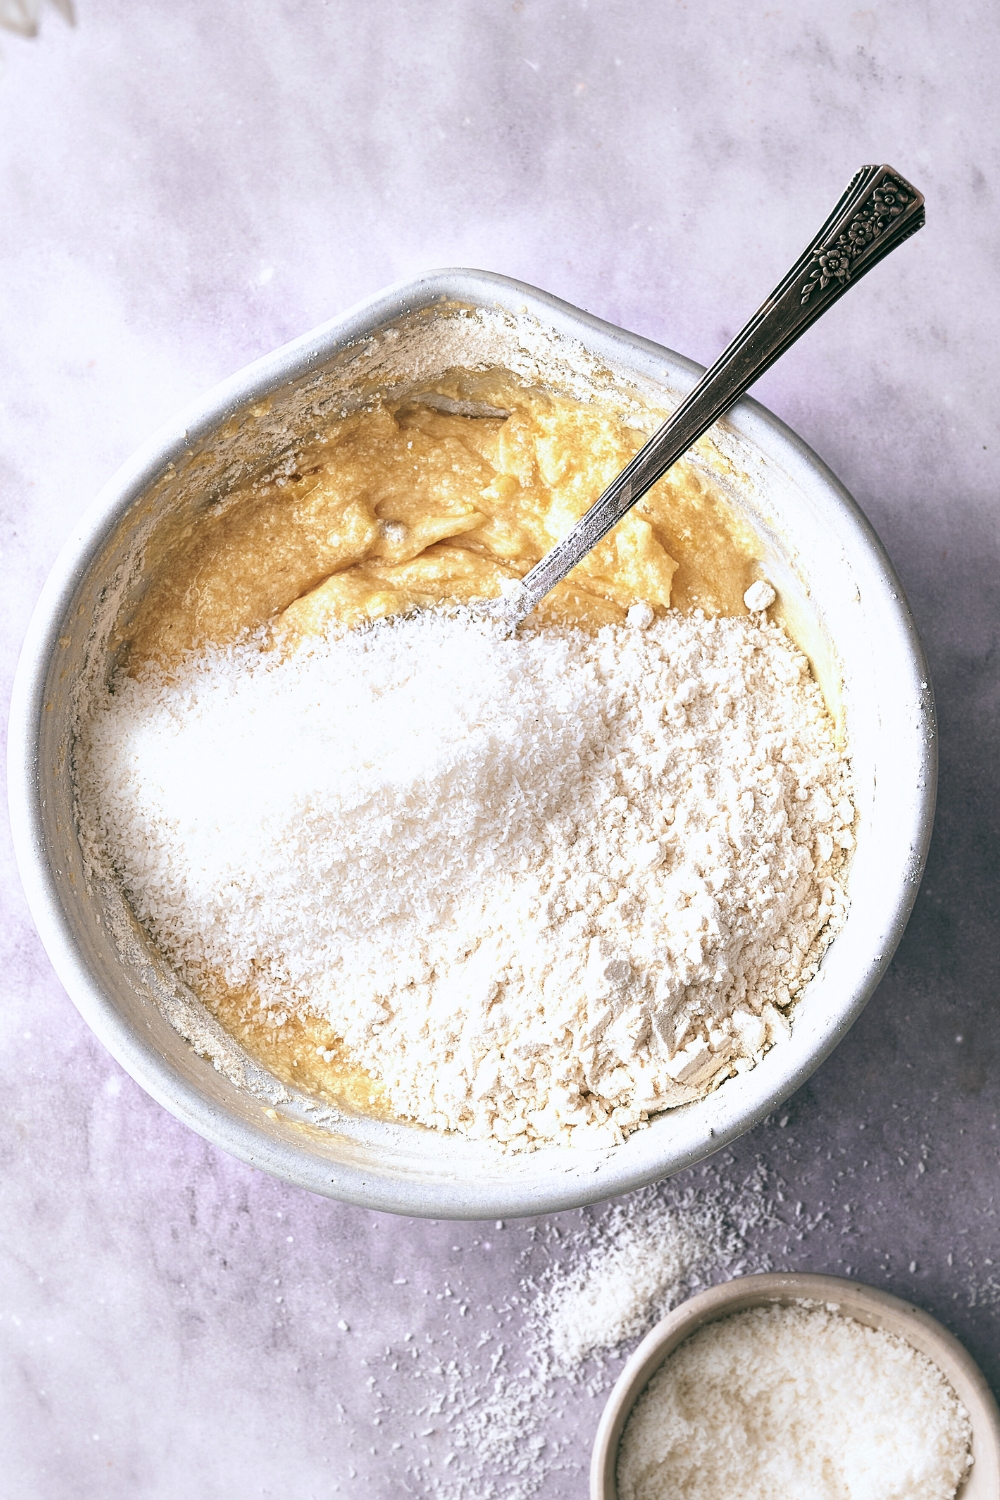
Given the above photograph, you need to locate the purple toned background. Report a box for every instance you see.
[2,3,998,1495]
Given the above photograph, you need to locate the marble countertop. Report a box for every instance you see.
[2,3,998,1495]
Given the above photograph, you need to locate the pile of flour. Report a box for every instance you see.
[77,607,853,1149]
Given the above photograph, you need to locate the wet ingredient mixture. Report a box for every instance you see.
[120,374,762,673]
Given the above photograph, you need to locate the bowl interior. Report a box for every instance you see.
[10,271,934,1217]
[590,1273,1000,1500]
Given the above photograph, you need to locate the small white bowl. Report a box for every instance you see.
[591,1272,1000,1499]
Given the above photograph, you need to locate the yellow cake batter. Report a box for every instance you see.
[125,375,761,673]
[122,374,764,1116]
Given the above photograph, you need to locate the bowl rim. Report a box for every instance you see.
[7,268,937,1217]
[590,1271,1000,1500]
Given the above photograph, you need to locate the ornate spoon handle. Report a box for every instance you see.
[501,164,925,627]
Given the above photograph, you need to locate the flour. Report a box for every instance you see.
[616,1303,973,1500]
[77,607,852,1150]
[743,579,777,612]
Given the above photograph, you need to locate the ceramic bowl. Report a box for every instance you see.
[8,270,935,1217]
[591,1272,1000,1499]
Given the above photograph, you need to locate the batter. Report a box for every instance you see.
[124,375,761,672]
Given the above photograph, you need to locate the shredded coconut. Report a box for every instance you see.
[77,607,852,1149]
[617,1302,973,1500]
[537,1191,755,1372]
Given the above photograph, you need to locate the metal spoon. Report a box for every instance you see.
[496,163,924,629]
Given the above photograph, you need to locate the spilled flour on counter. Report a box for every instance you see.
[77,607,853,1149]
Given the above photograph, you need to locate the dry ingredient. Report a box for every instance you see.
[86,368,849,1139]
[539,1191,754,1372]
[78,601,852,1150]
[617,1304,973,1500]
[743,579,777,611]
[249,1130,988,1500]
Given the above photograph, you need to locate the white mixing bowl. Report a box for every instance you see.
[7,270,935,1218]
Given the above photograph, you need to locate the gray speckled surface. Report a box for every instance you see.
[2,3,998,1496]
